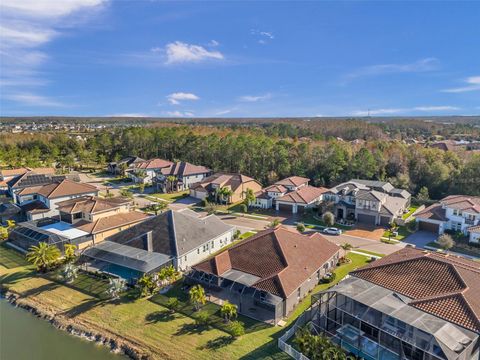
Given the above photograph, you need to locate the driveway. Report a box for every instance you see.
[169,196,200,211]
[321,233,407,255]
[403,231,438,248]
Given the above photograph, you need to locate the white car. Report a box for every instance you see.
[323,227,342,235]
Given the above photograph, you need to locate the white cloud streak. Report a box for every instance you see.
[343,58,439,82]
[352,105,460,116]
[441,76,480,93]
[3,92,64,107]
[154,41,224,64]
[238,93,272,102]
[166,92,199,105]
[163,110,194,117]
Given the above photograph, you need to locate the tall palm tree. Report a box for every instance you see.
[26,242,61,272]
[166,175,177,193]
[106,278,126,300]
[219,187,233,204]
[189,284,206,311]
[220,301,237,323]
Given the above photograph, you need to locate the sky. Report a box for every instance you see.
[0,0,479,118]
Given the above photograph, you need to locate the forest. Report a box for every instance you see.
[1,123,479,199]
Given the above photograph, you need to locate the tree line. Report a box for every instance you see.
[1,126,479,199]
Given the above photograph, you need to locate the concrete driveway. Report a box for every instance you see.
[169,196,200,211]
[403,231,438,248]
[320,233,407,255]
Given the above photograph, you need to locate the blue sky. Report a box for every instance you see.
[1,1,479,117]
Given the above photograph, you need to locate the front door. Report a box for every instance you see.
[337,208,344,219]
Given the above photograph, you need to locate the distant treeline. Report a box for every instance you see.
[1,126,479,199]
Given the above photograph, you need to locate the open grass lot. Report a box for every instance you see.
[150,190,190,203]
[0,245,368,360]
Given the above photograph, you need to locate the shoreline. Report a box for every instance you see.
[2,290,149,360]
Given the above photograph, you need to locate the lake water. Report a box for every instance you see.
[0,300,125,360]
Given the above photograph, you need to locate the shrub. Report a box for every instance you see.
[233,229,241,239]
[296,223,306,233]
[437,233,455,250]
[194,311,211,327]
[166,297,179,312]
[322,211,335,227]
[321,272,336,284]
[239,203,247,213]
[228,321,245,338]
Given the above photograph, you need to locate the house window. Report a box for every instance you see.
[197,248,200,254]
[297,288,301,299]
[184,255,187,261]
[453,209,463,216]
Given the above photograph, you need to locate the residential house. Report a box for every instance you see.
[188,226,341,324]
[252,176,310,210]
[304,247,480,360]
[107,156,145,175]
[0,202,22,225]
[15,179,99,220]
[127,158,173,184]
[153,161,212,193]
[8,196,149,252]
[189,173,263,204]
[274,185,328,214]
[416,195,480,243]
[0,167,55,191]
[81,209,235,281]
[322,180,411,226]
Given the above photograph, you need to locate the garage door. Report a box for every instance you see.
[418,221,439,233]
[357,214,377,224]
[278,203,293,212]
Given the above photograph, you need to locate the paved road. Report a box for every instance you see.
[314,232,406,255]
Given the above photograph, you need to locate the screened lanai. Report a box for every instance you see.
[186,269,284,324]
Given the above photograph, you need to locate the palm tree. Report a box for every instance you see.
[189,284,206,311]
[221,187,233,204]
[220,301,237,323]
[61,263,79,283]
[166,175,177,193]
[106,278,126,300]
[137,274,157,297]
[150,202,167,215]
[243,188,256,208]
[63,243,77,263]
[26,242,61,272]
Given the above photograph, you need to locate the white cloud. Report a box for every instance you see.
[352,105,460,116]
[166,92,199,105]
[441,76,480,93]
[0,0,106,107]
[160,41,224,64]
[238,93,272,102]
[343,58,439,82]
[164,110,194,117]
[208,40,219,47]
[4,92,64,107]
[250,29,275,44]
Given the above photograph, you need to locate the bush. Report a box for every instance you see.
[296,223,306,233]
[194,311,211,327]
[437,233,455,250]
[166,297,179,312]
[239,203,247,213]
[233,229,241,239]
[228,321,245,338]
[321,272,336,284]
[322,212,335,227]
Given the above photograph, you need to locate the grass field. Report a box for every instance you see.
[150,190,190,203]
[0,245,369,360]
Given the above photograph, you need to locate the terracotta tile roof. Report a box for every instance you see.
[18,179,98,199]
[56,196,131,214]
[75,211,149,234]
[190,173,261,193]
[134,158,173,170]
[469,225,480,233]
[275,176,310,188]
[352,247,480,332]
[441,195,480,214]
[415,203,448,221]
[194,226,340,298]
[0,167,55,178]
[20,200,49,214]
[160,161,210,177]
[276,186,328,204]
[264,184,288,193]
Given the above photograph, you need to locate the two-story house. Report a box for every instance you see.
[15,179,99,220]
[107,156,145,175]
[9,196,149,252]
[127,158,173,184]
[252,176,310,209]
[153,161,212,193]
[416,195,480,243]
[0,167,55,191]
[323,180,411,226]
[189,173,263,204]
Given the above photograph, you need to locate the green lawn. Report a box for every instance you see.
[402,206,419,220]
[0,243,29,269]
[383,225,412,241]
[0,246,369,360]
[150,190,190,203]
[300,214,351,230]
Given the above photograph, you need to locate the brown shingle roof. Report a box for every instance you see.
[0,167,55,178]
[134,158,173,170]
[56,196,131,214]
[194,226,340,298]
[275,176,310,188]
[160,161,210,177]
[18,179,98,199]
[352,247,480,332]
[415,203,448,221]
[190,173,260,193]
[441,195,480,214]
[276,186,328,204]
[264,184,288,193]
[75,211,149,234]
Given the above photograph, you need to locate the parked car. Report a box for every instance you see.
[323,227,342,235]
